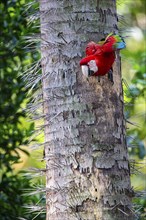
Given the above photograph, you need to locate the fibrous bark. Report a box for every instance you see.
[40,0,134,219]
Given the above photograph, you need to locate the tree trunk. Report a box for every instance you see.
[40,0,134,219]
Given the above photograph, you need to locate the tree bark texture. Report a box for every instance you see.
[40,0,134,219]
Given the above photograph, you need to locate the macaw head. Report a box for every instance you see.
[102,33,126,53]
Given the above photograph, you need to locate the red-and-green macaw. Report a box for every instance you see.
[80,33,126,82]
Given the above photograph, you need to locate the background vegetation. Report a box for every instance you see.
[0,0,44,219]
[0,0,145,219]
[118,1,146,218]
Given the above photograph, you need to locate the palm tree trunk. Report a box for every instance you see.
[40,0,134,219]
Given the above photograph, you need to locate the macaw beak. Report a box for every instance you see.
[116,41,126,49]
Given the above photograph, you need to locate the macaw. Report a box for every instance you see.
[80,33,126,82]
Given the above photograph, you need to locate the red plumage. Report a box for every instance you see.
[80,34,126,77]
[85,41,102,56]
[80,51,115,76]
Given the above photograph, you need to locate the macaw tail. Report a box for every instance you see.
[112,34,126,50]
[115,41,126,49]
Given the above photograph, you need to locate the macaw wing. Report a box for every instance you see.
[85,41,97,56]
[86,42,102,56]
[94,47,103,56]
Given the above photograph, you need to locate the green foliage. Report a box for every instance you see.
[118,0,146,218]
[125,52,146,159]
[118,0,146,158]
[118,0,145,32]
[124,52,146,218]
[0,0,33,170]
[0,0,44,219]
[133,197,146,220]
[0,172,45,220]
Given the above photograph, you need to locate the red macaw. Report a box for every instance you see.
[80,33,126,82]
